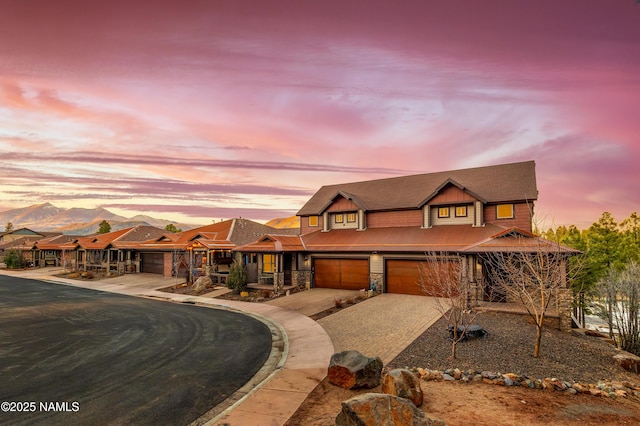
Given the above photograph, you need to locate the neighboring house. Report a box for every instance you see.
[139,218,297,280]
[234,161,578,328]
[33,225,166,274]
[28,219,294,280]
[0,228,60,265]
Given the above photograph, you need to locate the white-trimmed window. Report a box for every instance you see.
[455,206,467,217]
[347,213,356,223]
[438,207,450,218]
[496,204,514,219]
[335,214,344,223]
[308,215,319,227]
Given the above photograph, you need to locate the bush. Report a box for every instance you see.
[4,249,25,269]
[227,253,248,294]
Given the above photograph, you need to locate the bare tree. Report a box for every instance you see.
[419,252,480,359]
[595,261,640,356]
[480,237,577,358]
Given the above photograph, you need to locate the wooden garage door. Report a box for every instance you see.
[386,259,459,296]
[140,252,164,274]
[314,259,369,290]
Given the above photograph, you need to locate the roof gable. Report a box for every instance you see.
[421,179,486,206]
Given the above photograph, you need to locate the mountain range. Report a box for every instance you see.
[0,203,300,235]
[0,203,198,235]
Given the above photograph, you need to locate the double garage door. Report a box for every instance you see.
[314,259,369,290]
[313,258,459,295]
[386,259,459,296]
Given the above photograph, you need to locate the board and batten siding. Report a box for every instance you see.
[370,254,383,274]
[431,203,475,226]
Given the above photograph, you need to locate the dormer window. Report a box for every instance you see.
[496,204,514,219]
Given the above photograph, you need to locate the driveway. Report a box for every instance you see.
[0,275,273,426]
[269,288,447,365]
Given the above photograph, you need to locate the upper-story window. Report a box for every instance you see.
[496,204,514,219]
[438,207,450,218]
[455,206,467,217]
[308,215,319,227]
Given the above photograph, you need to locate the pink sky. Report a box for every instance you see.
[1,0,638,228]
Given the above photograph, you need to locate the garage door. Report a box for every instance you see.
[386,259,459,296]
[141,253,164,274]
[314,259,369,290]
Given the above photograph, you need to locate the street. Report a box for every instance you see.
[0,276,272,425]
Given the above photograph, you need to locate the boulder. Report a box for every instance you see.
[614,352,640,374]
[192,275,213,292]
[335,393,444,426]
[382,369,424,407]
[447,324,488,341]
[328,350,383,389]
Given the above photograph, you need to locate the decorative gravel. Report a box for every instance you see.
[388,310,639,385]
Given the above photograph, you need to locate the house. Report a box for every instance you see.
[234,161,579,328]
[0,228,61,265]
[120,218,297,280]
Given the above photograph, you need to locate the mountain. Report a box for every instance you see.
[0,203,197,235]
[266,215,300,229]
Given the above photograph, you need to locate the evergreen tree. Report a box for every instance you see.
[97,220,111,234]
[164,224,182,233]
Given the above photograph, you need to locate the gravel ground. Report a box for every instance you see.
[389,310,640,385]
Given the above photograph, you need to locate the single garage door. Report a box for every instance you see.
[140,252,164,274]
[314,258,369,290]
[386,259,459,296]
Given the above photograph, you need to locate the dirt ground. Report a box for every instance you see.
[286,377,640,425]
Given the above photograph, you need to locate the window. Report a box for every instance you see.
[438,207,450,218]
[335,214,344,223]
[347,213,356,223]
[308,215,319,227]
[263,254,275,273]
[496,204,514,219]
[455,206,468,217]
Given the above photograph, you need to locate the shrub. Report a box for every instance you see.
[4,248,25,269]
[227,253,248,294]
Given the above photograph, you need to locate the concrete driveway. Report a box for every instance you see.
[265,288,364,316]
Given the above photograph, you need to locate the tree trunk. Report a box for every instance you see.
[534,321,543,358]
[451,338,458,360]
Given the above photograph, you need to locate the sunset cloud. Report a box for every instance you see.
[1,0,638,227]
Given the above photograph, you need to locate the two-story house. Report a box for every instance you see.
[235,161,577,308]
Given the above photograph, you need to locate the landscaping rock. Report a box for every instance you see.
[335,393,444,426]
[613,352,640,374]
[328,350,383,389]
[381,368,424,407]
[192,275,213,292]
[447,324,488,341]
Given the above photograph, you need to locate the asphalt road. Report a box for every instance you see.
[0,276,272,425]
